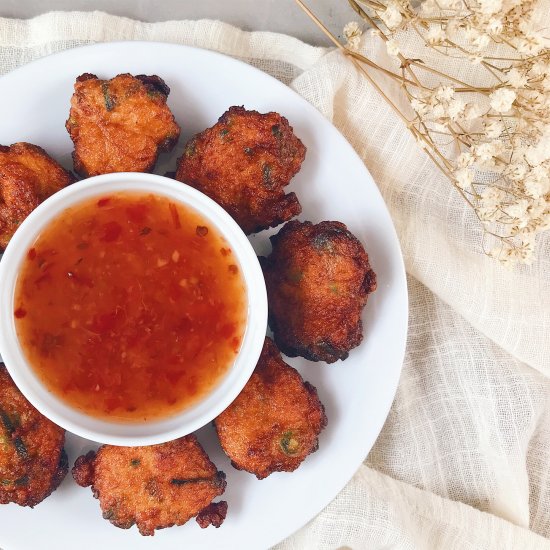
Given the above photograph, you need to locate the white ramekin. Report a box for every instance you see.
[0,173,267,446]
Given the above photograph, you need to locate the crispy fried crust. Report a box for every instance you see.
[195,500,228,529]
[0,142,74,250]
[175,106,305,234]
[262,220,377,363]
[66,73,181,177]
[71,436,227,536]
[214,338,327,479]
[0,364,68,507]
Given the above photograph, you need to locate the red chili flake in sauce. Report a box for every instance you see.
[14,192,247,422]
[97,197,110,207]
[14,308,27,319]
[100,221,122,242]
[168,202,181,229]
[27,248,36,260]
[231,336,241,352]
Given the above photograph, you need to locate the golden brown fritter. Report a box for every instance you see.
[0,142,74,250]
[66,73,181,177]
[214,338,327,479]
[0,364,68,507]
[175,106,305,234]
[262,220,377,363]
[72,436,227,536]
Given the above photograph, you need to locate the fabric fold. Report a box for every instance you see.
[275,465,550,550]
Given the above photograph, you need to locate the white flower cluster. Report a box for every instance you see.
[410,85,479,126]
[343,21,363,51]
[489,88,516,112]
[358,0,550,264]
[379,2,403,30]
[426,0,550,56]
[480,123,550,265]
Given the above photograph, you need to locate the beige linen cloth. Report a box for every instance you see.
[0,12,549,550]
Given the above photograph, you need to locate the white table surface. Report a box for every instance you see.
[0,0,352,46]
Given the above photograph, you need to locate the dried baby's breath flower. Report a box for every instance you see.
[447,98,465,121]
[343,21,363,50]
[463,103,484,121]
[505,198,530,220]
[379,3,403,30]
[426,27,447,45]
[435,86,454,102]
[454,167,474,189]
[525,168,550,198]
[484,120,504,139]
[411,97,431,118]
[506,68,527,89]
[486,17,504,35]
[471,32,491,51]
[297,0,550,264]
[489,88,516,112]
[505,162,528,181]
[515,26,547,55]
[457,151,475,167]
[473,141,505,166]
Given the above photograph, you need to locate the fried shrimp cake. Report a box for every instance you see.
[72,436,227,536]
[0,364,68,507]
[176,106,305,234]
[66,73,181,176]
[0,142,74,250]
[214,338,327,479]
[262,220,377,363]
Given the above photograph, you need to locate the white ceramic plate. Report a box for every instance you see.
[0,42,407,550]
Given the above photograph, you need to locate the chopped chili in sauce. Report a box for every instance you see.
[14,192,247,422]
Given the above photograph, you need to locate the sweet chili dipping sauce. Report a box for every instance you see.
[14,192,247,422]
